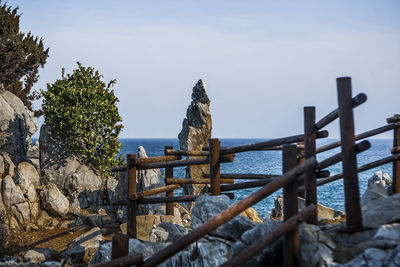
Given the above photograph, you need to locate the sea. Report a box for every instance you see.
[118,138,393,220]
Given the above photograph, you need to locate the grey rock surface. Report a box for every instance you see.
[368,171,392,193]
[149,222,190,242]
[39,124,102,208]
[178,80,212,197]
[0,86,38,165]
[368,223,400,250]
[362,193,400,228]
[15,162,40,203]
[343,248,386,267]
[40,183,69,217]
[384,243,400,267]
[63,227,103,264]
[191,194,255,241]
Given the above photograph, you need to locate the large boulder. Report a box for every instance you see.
[178,80,212,197]
[191,194,256,241]
[40,183,69,217]
[39,124,103,208]
[0,84,38,165]
[362,191,400,229]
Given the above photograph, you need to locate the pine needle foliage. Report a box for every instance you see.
[0,1,49,116]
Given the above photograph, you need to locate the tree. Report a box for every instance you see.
[42,63,124,175]
[0,1,49,116]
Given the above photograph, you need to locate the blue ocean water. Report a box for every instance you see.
[119,138,393,219]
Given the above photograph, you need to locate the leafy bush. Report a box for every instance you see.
[0,1,49,116]
[42,62,124,175]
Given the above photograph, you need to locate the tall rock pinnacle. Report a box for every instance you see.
[178,79,212,198]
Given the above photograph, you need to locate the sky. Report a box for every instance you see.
[9,0,400,139]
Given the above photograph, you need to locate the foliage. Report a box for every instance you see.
[0,1,49,116]
[42,63,124,175]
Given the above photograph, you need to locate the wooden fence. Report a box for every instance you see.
[92,77,400,267]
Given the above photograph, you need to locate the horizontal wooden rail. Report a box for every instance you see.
[137,193,235,204]
[300,153,400,189]
[130,184,182,200]
[165,149,209,157]
[203,145,305,151]
[90,254,144,267]
[211,131,328,155]
[315,93,367,130]
[111,155,183,172]
[203,173,278,180]
[165,178,234,184]
[314,123,400,155]
[221,178,278,191]
[140,157,316,267]
[221,204,317,267]
[136,154,235,170]
[316,140,371,170]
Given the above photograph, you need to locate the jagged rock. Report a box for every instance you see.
[368,223,400,250]
[149,222,190,242]
[2,175,25,208]
[342,248,386,267]
[178,80,212,197]
[270,195,345,223]
[191,194,256,241]
[27,141,40,169]
[241,207,263,223]
[0,152,15,178]
[63,227,103,264]
[90,238,232,267]
[384,243,400,266]
[0,85,38,165]
[121,214,183,241]
[362,193,400,228]
[39,124,103,209]
[368,171,392,194]
[15,162,40,203]
[40,183,69,217]
[361,183,389,207]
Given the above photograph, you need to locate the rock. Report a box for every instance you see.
[36,210,53,227]
[63,227,103,264]
[90,238,232,267]
[136,146,166,215]
[149,222,190,242]
[12,202,30,224]
[361,183,389,207]
[39,124,102,208]
[191,194,256,241]
[0,153,15,178]
[14,162,40,203]
[42,262,62,267]
[27,141,40,169]
[178,80,212,197]
[2,175,25,208]
[271,195,345,223]
[0,86,38,165]
[24,248,58,263]
[368,223,400,250]
[121,214,183,241]
[362,193,400,228]
[241,207,263,223]
[343,248,386,267]
[0,193,10,247]
[384,243,400,266]
[368,171,392,193]
[40,183,69,217]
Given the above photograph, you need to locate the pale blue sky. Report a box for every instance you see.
[10,0,400,138]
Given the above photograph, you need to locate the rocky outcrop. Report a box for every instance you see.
[178,80,212,197]
[271,195,346,223]
[39,124,103,208]
[191,194,256,241]
[0,84,38,165]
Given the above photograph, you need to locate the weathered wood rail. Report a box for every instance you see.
[92,77,400,267]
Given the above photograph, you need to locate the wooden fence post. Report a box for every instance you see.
[393,117,400,194]
[164,146,175,215]
[111,234,129,260]
[209,138,221,195]
[297,141,305,198]
[337,77,363,230]
[127,153,138,238]
[283,144,299,267]
[304,106,318,225]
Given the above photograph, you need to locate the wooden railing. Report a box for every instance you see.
[92,77,400,267]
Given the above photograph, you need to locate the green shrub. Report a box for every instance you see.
[42,62,124,175]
